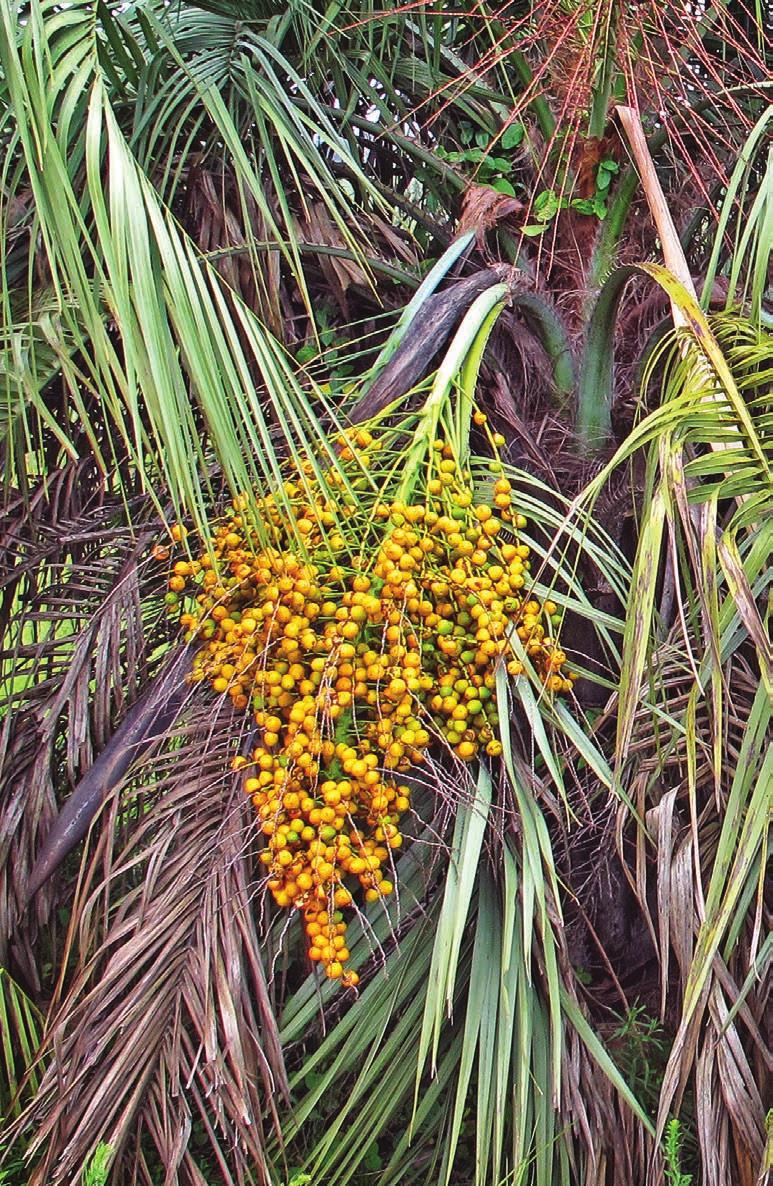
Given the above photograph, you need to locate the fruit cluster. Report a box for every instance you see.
[165,429,573,985]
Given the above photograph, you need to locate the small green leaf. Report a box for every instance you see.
[533,188,559,222]
[363,1143,382,1171]
[82,1143,113,1186]
[492,177,516,196]
[501,122,524,149]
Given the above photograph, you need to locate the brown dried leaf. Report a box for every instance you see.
[15,698,286,1186]
[299,204,369,318]
[457,184,524,248]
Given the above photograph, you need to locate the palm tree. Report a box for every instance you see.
[0,2,770,1184]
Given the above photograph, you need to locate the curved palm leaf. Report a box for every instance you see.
[0,0,404,537]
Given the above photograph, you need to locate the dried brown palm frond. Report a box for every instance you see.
[9,694,287,1186]
[0,443,293,1183]
[611,622,770,1182]
[24,640,198,902]
[0,481,169,978]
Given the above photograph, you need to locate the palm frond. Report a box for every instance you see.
[575,296,771,1179]
[0,486,168,975]
[0,0,401,535]
[0,968,44,1119]
[12,695,286,1186]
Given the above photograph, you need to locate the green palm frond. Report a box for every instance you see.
[0,969,44,1118]
[0,0,400,536]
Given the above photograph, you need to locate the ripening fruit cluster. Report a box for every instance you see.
[164,430,573,985]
